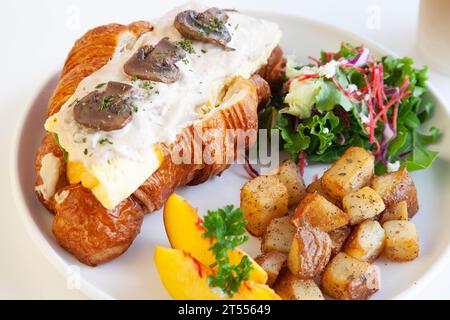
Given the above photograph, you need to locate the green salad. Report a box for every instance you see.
[259,43,440,175]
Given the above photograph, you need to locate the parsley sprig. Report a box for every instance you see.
[202,205,253,297]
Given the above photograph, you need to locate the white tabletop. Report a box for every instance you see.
[1,0,449,299]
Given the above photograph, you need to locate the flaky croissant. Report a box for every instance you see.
[35,21,285,266]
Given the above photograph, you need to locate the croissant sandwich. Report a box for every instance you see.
[34,2,285,266]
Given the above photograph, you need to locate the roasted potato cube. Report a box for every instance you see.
[328,226,352,258]
[241,175,289,236]
[306,178,341,207]
[379,201,409,224]
[321,252,380,300]
[383,220,419,261]
[322,147,374,200]
[274,269,325,300]
[254,251,287,287]
[288,226,332,279]
[344,220,385,262]
[291,193,351,231]
[261,216,296,254]
[371,168,419,218]
[275,160,306,207]
[342,187,385,225]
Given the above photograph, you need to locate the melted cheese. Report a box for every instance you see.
[44,2,282,209]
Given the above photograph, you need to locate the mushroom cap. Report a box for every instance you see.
[174,7,232,49]
[123,37,185,83]
[73,81,133,132]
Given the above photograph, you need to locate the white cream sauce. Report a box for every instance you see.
[45,2,282,208]
[54,189,70,204]
[35,153,61,200]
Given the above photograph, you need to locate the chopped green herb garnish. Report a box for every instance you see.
[139,80,154,90]
[130,75,139,82]
[99,95,115,110]
[176,39,196,54]
[201,48,208,54]
[67,98,79,108]
[99,138,113,145]
[202,205,253,297]
[130,101,138,112]
[84,148,88,155]
[82,137,87,143]
[95,83,106,89]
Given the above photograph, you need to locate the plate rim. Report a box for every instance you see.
[10,9,450,300]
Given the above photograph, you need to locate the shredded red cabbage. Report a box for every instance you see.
[244,156,259,179]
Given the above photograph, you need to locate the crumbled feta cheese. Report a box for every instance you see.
[320,60,339,79]
[323,127,329,134]
[347,84,358,93]
[360,113,370,124]
[387,161,400,172]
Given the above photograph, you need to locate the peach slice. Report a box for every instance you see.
[154,246,280,300]
[163,194,268,284]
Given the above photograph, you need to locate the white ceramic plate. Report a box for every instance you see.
[11,10,450,300]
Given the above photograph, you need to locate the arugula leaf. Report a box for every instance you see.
[418,127,440,145]
[202,205,253,297]
[337,43,361,59]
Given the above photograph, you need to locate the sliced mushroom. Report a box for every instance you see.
[123,37,185,83]
[73,81,133,132]
[174,7,232,49]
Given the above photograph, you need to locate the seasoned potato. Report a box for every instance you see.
[321,252,380,300]
[344,220,385,262]
[261,216,296,254]
[383,220,419,261]
[371,168,419,218]
[291,193,351,231]
[241,175,289,236]
[322,147,374,200]
[275,160,306,207]
[255,252,287,286]
[379,201,409,224]
[342,187,386,225]
[306,178,341,207]
[328,226,352,258]
[288,226,332,279]
[274,269,325,300]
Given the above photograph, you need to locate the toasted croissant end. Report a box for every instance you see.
[258,45,286,91]
[52,184,144,266]
[249,74,271,107]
